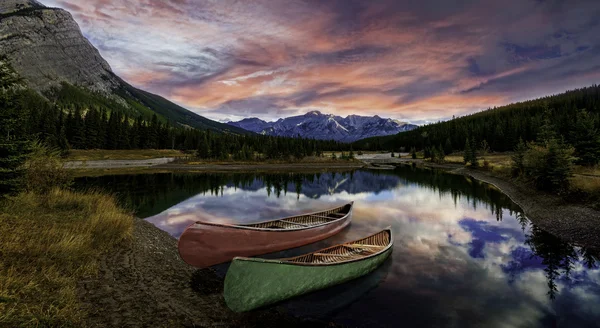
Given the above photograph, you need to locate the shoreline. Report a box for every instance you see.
[405,160,600,249]
[70,161,366,176]
[69,156,600,249]
[79,218,338,327]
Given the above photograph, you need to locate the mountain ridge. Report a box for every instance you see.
[0,1,248,134]
[228,111,418,142]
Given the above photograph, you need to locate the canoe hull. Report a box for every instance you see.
[178,212,351,268]
[224,247,392,312]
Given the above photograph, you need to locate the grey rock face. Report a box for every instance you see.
[0,0,43,14]
[0,3,120,94]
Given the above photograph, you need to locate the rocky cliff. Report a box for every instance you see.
[0,1,120,94]
[0,0,247,134]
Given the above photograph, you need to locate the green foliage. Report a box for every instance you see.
[24,143,73,196]
[430,144,445,164]
[411,147,417,159]
[0,62,32,196]
[511,138,527,176]
[480,140,490,157]
[469,138,479,167]
[444,138,453,155]
[511,112,575,193]
[571,109,600,166]
[117,83,249,134]
[463,138,472,165]
[524,139,574,192]
[354,85,600,154]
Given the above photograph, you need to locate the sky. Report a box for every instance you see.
[43,0,600,124]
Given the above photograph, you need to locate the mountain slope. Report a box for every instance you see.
[0,1,247,134]
[228,111,417,142]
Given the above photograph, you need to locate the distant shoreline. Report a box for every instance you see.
[66,159,366,176]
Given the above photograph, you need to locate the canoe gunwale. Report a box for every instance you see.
[231,227,393,267]
[190,201,354,232]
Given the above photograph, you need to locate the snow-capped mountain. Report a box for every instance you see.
[227,111,418,142]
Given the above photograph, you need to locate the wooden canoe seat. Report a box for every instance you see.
[279,220,309,227]
[309,215,338,220]
[314,253,356,257]
[348,244,385,249]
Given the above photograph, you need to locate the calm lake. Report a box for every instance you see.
[74,166,600,328]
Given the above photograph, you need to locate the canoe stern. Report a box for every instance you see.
[224,246,392,312]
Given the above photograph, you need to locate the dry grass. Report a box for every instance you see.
[572,166,600,194]
[0,189,134,327]
[67,149,187,161]
[446,152,600,194]
[444,153,513,175]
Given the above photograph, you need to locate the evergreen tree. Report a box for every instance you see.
[197,133,210,159]
[464,138,471,164]
[571,109,600,166]
[511,138,527,176]
[71,106,86,149]
[84,108,100,149]
[444,138,453,155]
[0,90,30,195]
[470,137,479,167]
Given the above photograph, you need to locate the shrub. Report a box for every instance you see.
[483,159,491,171]
[24,142,72,195]
[524,139,574,192]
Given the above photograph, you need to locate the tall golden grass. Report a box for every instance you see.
[0,189,133,327]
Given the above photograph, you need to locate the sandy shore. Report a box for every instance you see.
[78,219,338,327]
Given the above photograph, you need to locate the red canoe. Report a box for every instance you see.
[178,202,353,268]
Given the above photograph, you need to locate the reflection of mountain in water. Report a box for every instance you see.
[229,171,402,198]
[73,167,522,220]
[73,171,403,217]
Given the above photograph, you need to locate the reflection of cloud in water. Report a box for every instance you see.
[142,169,599,327]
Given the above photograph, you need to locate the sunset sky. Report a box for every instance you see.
[44,0,600,124]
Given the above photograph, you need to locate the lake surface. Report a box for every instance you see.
[74,166,600,328]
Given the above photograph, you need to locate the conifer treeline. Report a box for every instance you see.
[355,85,600,156]
[25,102,348,159]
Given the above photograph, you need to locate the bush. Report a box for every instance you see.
[24,142,72,195]
[524,139,574,192]
[483,159,491,171]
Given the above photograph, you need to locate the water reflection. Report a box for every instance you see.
[73,166,600,327]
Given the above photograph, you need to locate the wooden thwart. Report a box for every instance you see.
[280,220,309,227]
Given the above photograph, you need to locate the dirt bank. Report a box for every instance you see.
[155,162,365,172]
[404,161,600,249]
[78,219,337,327]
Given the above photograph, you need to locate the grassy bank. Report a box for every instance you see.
[0,189,133,327]
[443,152,600,200]
[67,149,187,161]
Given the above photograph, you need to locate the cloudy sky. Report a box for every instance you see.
[43,0,600,123]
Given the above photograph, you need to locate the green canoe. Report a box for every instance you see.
[224,228,393,312]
